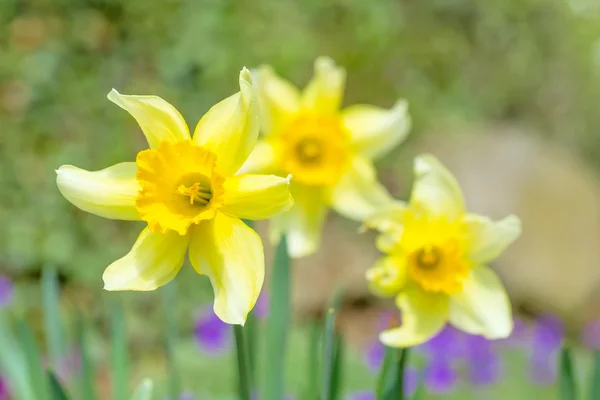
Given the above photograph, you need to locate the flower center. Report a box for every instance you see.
[177,182,212,206]
[279,115,350,186]
[408,240,469,294]
[415,244,442,269]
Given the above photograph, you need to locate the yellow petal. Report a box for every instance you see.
[411,154,465,220]
[107,89,190,149]
[342,99,411,160]
[189,213,264,325]
[302,57,346,114]
[330,156,393,221]
[193,68,260,175]
[220,174,293,220]
[380,285,448,348]
[103,228,189,291]
[465,214,521,264]
[256,65,301,134]
[362,202,406,253]
[56,163,140,220]
[366,256,407,297]
[272,185,327,258]
[449,266,513,339]
[237,140,278,174]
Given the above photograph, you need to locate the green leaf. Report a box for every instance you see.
[321,287,345,400]
[590,349,600,400]
[262,236,291,400]
[306,322,321,399]
[234,325,252,400]
[559,345,577,400]
[75,315,96,400]
[48,371,71,400]
[18,319,50,400]
[330,334,345,400]
[377,347,409,400]
[130,379,154,400]
[0,312,36,400]
[111,299,129,400]
[163,282,180,399]
[42,267,65,369]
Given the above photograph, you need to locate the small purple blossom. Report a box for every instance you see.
[0,276,14,308]
[345,391,374,400]
[424,357,458,394]
[364,340,385,372]
[421,325,465,360]
[193,306,231,355]
[465,334,501,386]
[530,314,564,385]
[0,376,10,400]
[254,291,269,320]
[582,320,600,350]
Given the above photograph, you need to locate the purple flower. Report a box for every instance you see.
[530,314,564,385]
[193,306,231,355]
[254,291,269,320]
[364,340,385,372]
[0,276,14,308]
[424,357,458,394]
[0,376,10,400]
[421,324,465,360]
[582,320,600,350]
[464,334,501,386]
[499,316,530,348]
[404,366,419,396]
[345,391,374,400]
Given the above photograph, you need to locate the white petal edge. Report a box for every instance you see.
[465,214,521,264]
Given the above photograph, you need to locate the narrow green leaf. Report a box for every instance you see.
[330,334,345,400]
[0,312,36,400]
[18,319,50,400]
[130,379,154,400]
[245,310,257,386]
[163,282,180,399]
[262,236,291,400]
[48,371,71,400]
[42,267,64,368]
[377,347,409,400]
[411,368,425,400]
[307,322,321,399]
[590,349,600,400]
[559,345,577,400]
[111,300,129,400]
[75,315,96,400]
[234,325,252,400]
[321,287,345,400]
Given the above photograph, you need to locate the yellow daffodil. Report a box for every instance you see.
[56,69,293,325]
[240,57,411,258]
[365,155,521,347]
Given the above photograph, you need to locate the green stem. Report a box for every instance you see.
[396,348,409,400]
[234,325,252,400]
[321,308,337,400]
[559,345,577,400]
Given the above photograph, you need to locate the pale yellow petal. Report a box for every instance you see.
[107,89,190,149]
[103,228,189,291]
[362,202,406,253]
[256,65,301,134]
[330,156,393,221]
[380,285,448,348]
[237,140,278,175]
[366,256,407,297]
[220,174,293,220]
[189,213,264,325]
[193,68,260,175]
[449,266,513,339]
[301,57,346,114]
[411,154,465,220]
[465,214,521,264]
[342,99,411,160]
[56,163,140,220]
[272,185,327,258]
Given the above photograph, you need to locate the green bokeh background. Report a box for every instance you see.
[2,0,600,398]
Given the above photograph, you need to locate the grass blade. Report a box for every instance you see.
[234,325,252,400]
[377,347,409,400]
[559,345,577,400]
[0,312,36,400]
[111,299,129,400]
[263,236,291,400]
[307,322,321,399]
[130,379,154,400]
[321,308,337,400]
[75,315,96,400]
[590,349,600,400]
[42,267,64,369]
[163,282,180,399]
[330,334,345,400]
[48,371,71,400]
[18,319,50,400]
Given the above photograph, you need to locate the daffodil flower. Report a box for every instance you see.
[240,57,411,258]
[365,155,521,347]
[56,69,293,325]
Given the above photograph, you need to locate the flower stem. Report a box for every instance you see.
[234,325,252,400]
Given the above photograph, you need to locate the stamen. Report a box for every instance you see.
[416,244,441,269]
[177,183,212,206]
[296,138,322,164]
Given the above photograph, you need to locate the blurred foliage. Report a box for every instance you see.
[1,0,600,396]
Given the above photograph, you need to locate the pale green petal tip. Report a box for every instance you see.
[240,67,254,87]
[107,88,121,103]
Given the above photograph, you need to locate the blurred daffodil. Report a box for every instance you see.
[56,69,293,325]
[365,155,521,347]
[240,57,411,258]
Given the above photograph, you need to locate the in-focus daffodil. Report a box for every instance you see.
[365,155,521,347]
[56,69,293,325]
[240,57,411,258]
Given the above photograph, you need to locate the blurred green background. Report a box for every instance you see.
[2,0,600,398]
